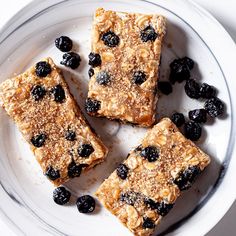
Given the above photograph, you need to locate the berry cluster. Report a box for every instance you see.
[53,186,96,214]
[55,36,81,69]
[165,57,225,141]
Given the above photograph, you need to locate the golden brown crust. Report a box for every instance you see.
[96,118,210,236]
[0,57,108,186]
[87,8,166,127]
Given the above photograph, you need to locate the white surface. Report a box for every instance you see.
[0,0,235,235]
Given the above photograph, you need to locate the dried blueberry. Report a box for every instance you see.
[31,133,47,147]
[53,186,71,205]
[144,198,173,216]
[60,52,81,69]
[31,85,46,101]
[120,192,139,206]
[68,161,87,178]
[51,84,65,103]
[155,202,174,216]
[55,36,73,52]
[204,97,224,117]
[78,144,94,158]
[101,31,120,47]
[140,25,158,42]
[76,195,95,213]
[169,58,191,84]
[184,121,202,141]
[142,217,155,229]
[140,146,159,162]
[200,83,216,99]
[133,71,146,85]
[65,130,76,141]
[184,79,201,99]
[144,198,157,210]
[189,109,207,123]
[96,71,111,86]
[88,67,94,78]
[158,81,173,95]
[116,164,129,180]
[35,61,52,77]
[45,166,60,180]
[182,57,194,70]
[85,98,101,114]
[171,113,185,127]
[88,52,101,67]
[174,166,201,191]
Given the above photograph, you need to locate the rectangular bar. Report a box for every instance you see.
[0,57,108,186]
[96,118,210,236]
[86,8,166,127]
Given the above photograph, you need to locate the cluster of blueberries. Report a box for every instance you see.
[158,57,225,141]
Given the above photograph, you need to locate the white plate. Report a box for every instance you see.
[0,0,236,235]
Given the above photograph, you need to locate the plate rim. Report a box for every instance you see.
[0,0,235,235]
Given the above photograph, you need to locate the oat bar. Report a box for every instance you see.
[96,118,210,236]
[86,8,166,127]
[0,58,108,186]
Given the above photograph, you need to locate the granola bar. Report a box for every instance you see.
[86,8,166,127]
[96,118,210,236]
[0,58,108,186]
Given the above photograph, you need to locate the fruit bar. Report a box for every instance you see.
[0,58,108,186]
[96,118,210,236]
[86,8,166,127]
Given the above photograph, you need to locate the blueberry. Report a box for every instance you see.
[140,146,159,162]
[169,58,191,84]
[182,57,194,70]
[142,217,155,229]
[78,144,94,157]
[68,160,87,178]
[140,25,158,42]
[76,195,95,213]
[174,166,201,191]
[53,187,71,205]
[120,192,139,206]
[204,97,224,117]
[101,31,120,47]
[155,202,174,216]
[144,198,157,210]
[184,121,202,141]
[31,85,46,101]
[189,109,207,123]
[200,83,216,99]
[96,71,111,85]
[45,166,60,180]
[144,198,173,216]
[158,81,173,95]
[133,71,146,85]
[51,84,65,103]
[60,52,81,69]
[171,113,185,127]
[35,61,52,77]
[184,79,201,99]
[88,67,94,78]
[116,164,129,180]
[55,36,73,52]
[65,130,76,141]
[85,98,101,114]
[88,53,102,67]
[31,133,47,147]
